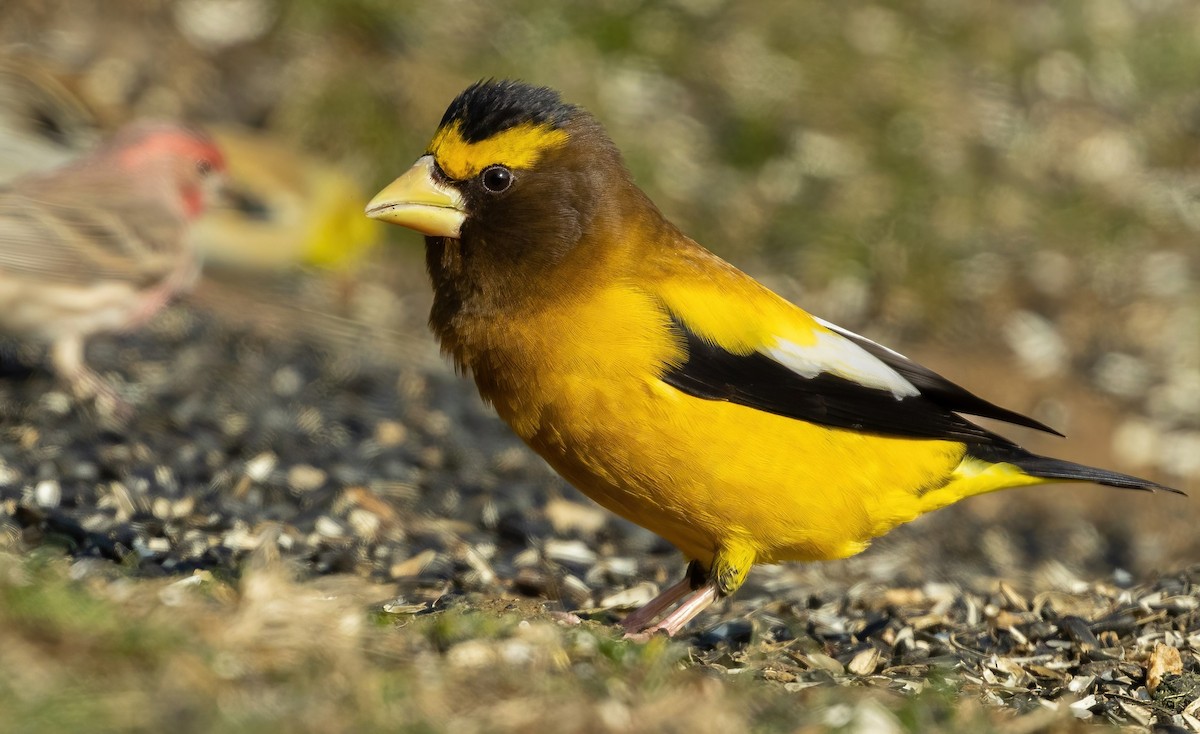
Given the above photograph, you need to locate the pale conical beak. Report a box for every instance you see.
[365,155,466,238]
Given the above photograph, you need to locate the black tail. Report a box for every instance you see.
[968,444,1186,495]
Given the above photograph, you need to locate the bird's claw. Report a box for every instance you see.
[621,626,672,643]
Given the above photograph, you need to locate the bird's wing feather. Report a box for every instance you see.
[812,317,1062,435]
[0,188,182,287]
[660,312,1015,443]
[650,249,1057,443]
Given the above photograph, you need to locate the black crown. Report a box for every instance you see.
[440,80,576,144]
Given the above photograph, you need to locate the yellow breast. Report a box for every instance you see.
[470,280,968,568]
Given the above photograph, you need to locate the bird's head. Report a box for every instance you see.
[367,80,648,302]
[107,122,228,220]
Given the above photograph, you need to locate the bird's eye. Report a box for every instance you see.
[481,165,513,193]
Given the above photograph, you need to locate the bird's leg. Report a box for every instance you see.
[620,576,693,633]
[620,560,706,632]
[626,582,720,641]
[623,547,754,641]
[622,560,717,640]
[51,336,131,420]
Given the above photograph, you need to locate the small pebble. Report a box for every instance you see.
[287,465,327,492]
[244,453,277,483]
[374,420,407,447]
[314,516,345,539]
[34,479,61,508]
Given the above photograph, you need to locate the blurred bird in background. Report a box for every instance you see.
[0,55,104,183]
[0,54,379,279]
[180,124,411,369]
[0,121,225,415]
[192,125,380,273]
[0,51,397,386]
[368,80,1184,639]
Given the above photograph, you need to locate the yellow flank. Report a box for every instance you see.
[428,121,569,180]
[460,232,1046,578]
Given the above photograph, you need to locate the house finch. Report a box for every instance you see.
[0,121,226,414]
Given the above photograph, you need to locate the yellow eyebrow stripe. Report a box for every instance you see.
[428,120,569,180]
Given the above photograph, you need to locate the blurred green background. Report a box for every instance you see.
[4,0,1197,511]
[2,3,1199,731]
[2,0,1197,523]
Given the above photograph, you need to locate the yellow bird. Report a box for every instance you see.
[192,126,381,272]
[366,81,1182,638]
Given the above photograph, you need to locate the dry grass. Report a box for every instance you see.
[0,543,1113,734]
[1,2,1199,732]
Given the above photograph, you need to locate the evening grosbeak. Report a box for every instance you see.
[367,81,1181,639]
[190,125,380,273]
[0,121,225,413]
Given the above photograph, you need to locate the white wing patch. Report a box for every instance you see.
[814,316,913,361]
[761,321,919,399]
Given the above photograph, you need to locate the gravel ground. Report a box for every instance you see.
[0,269,1197,730]
[2,2,1200,729]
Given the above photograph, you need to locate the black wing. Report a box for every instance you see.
[816,318,1062,436]
[660,313,1059,445]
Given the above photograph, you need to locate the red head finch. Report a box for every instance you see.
[0,121,226,414]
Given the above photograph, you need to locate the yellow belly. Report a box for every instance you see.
[491,364,966,567]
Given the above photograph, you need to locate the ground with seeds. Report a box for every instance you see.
[3,1,1200,731]
[1,288,1198,732]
